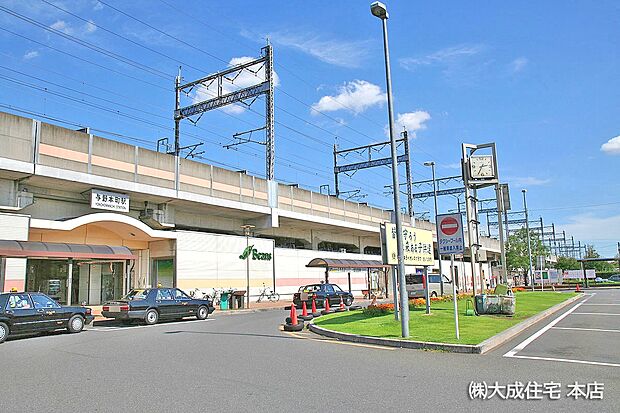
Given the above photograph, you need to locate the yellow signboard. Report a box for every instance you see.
[381,223,435,266]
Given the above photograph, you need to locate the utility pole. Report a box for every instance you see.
[403,131,414,225]
[174,67,181,157]
[264,43,275,180]
[496,184,508,284]
[424,161,444,295]
[522,189,534,290]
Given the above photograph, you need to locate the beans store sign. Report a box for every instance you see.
[91,189,129,212]
[239,245,272,261]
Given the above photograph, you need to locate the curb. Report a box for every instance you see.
[476,293,583,353]
[214,307,284,316]
[308,293,585,354]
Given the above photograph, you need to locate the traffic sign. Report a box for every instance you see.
[437,213,465,255]
[440,216,459,236]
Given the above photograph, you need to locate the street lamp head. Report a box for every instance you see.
[522,189,527,194]
[370,1,389,19]
[423,161,435,167]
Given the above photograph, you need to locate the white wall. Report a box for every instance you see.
[0,212,29,292]
[176,231,274,301]
[274,248,381,298]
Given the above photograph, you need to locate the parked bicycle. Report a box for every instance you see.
[256,283,280,303]
[189,288,222,305]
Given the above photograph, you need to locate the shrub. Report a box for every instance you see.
[362,303,394,317]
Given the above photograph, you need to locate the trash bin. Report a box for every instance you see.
[232,290,246,309]
[474,292,515,315]
[474,294,486,314]
[220,292,230,310]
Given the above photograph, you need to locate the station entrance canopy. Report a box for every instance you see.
[0,240,136,260]
[306,258,388,270]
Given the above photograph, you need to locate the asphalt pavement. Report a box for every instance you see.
[0,290,617,412]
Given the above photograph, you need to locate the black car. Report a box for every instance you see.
[101,288,215,325]
[293,283,354,307]
[0,292,94,344]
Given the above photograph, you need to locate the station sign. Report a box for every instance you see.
[381,223,434,266]
[437,213,465,255]
[91,189,129,212]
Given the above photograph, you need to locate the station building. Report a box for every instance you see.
[0,111,500,306]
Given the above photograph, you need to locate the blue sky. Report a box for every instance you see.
[0,1,619,256]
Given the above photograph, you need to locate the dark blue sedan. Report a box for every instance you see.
[0,292,94,344]
[102,288,215,325]
[293,283,354,307]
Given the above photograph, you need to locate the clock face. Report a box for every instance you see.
[469,155,495,179]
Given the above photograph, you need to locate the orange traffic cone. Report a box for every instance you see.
[299,300,313,321]
[336,296,346,312]
[284,301,303,332]
[321,297,334,315]
[311,297,320,317]
[290,302,298,325]
[575,283,581,293]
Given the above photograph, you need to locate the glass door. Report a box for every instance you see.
[152,258,174,288]
[100,262,124,303]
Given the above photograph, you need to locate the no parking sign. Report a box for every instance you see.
[437,213,465,255]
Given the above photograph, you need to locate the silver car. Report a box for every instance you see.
[406,273,455,298]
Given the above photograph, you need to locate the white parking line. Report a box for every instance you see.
[552,326,620,333]
[503,296,589,358]
[503,293,620,368]
[87,318,213,332]
[571,312,620,316]
[582,303,620,306]
[507,354,620,368]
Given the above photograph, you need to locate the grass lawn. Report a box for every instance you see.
[314,292,578,345]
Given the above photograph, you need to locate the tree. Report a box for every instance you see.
[506,228,549,274]
[555,256,580,271]
[583,245,615,273]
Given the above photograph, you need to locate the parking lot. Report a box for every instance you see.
[504,289,620,368]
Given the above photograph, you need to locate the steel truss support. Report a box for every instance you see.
[333,130,414,220]
[174,45,275,179]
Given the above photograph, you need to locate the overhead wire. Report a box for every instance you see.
[0,5,173,79]
[1,2,409,202]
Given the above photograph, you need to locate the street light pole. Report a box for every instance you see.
[425,161,444,296]
[522,189,534,291]
[241,224,255,309]
[371,1,409,337]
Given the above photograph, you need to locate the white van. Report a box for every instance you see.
[405,273,455,298]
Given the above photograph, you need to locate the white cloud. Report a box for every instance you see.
[23,50,39,60]
[246,31,370,68]
[50,20,72,34]
[84,19,97,34]
[311,80,386,115]
[49,19,97,35]
[444,162,462,169]
[506,176,551,187]
[93,1,103,11]
[560,213,620,256]
[386,111,431,137]
[395,111,431,132]
[191,56,279,115]
[601,136,620,155]
[399,44,484,70]
[510,57,528,73]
